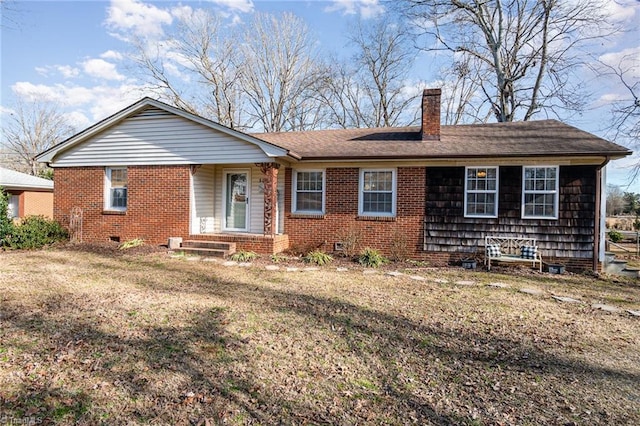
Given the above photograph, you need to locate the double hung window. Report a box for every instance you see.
[359,169,396,217]
[105,167,127,211]
[464,167,498,217]
[292,170,324,214]
[522,166,559,219]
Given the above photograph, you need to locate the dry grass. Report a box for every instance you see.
[1,247,639,425]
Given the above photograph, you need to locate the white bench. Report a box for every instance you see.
[484,236,543,272]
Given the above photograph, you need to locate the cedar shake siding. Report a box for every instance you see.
[284,166,426,256]
[54,166,190,245]
[424,165,596,270]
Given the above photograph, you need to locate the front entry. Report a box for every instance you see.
[223,170,250,232]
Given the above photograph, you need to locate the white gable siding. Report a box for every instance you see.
[53,108,273,166]
[249,167,265,234]
[191,165,216,234]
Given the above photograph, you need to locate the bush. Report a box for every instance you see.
[608,230,624,243]
[0,188,14,247]
[358,247,389,268]
[230,250,258,262]
[118,238,145,250]
[4,215,68,249]
[303,250,333,266]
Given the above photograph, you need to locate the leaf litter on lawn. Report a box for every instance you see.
[0,247,639,425]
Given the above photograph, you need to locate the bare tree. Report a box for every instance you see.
[239,12,328,132]
[1,100,75,175]
[322,17,419,129]
[127,8,245,129]
[436,56,493,124]
[602,53,639,143]
[400,0,613,122]
[126,10,328,132]
[348,17,419,127]
[606,184,625,216]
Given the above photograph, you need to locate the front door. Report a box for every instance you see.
[224,170,249,231]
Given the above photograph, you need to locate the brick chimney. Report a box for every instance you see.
[420,88,441,141]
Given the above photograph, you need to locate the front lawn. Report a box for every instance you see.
[1,248,638,425]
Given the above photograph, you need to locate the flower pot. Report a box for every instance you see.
[462,260,477,269]
[547,264,565,274]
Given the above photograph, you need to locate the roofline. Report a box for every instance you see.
[1,185,53,191]
[36,97,297,163]
[295,151,632,162]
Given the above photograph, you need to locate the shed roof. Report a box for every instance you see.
[253,120,631,161]
[0,167,54,191]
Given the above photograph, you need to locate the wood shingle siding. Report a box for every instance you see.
[424,165,596,259]
[53,108,274,166]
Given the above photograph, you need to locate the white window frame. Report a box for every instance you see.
[464,166,499,218]
[292,169,325,214]
[522,166,559,220]
[359,168,397,217]
[104,167,128,211]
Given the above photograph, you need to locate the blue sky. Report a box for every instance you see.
[1,0,639,191]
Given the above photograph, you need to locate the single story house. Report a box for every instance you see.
[36,89,631,272]
[0,167,54,219]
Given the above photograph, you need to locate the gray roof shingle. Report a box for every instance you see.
[253,119,631,160]
[0,167,54,190]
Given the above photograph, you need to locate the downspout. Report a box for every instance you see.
[594,157,610,273]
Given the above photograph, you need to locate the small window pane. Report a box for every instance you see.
[111,188,127,208]
[296,192,322,212]
[363,192,392,213]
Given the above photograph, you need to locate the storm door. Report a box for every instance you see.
[223,170,249,231]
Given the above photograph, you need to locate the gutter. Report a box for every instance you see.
[594,156,610,273]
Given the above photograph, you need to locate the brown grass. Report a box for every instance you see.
[1,247,639,425]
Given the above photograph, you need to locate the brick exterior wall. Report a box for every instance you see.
[22,191,54,218]
[54,165,191,245]
[284,166,426,257]
[189,233,289,254]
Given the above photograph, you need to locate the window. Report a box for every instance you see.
[465,167,498,217]
[7,194,18,218]
[522,166,559,219]
[359,169,396,217]
[292,170,325,214]
[105,167,127,211]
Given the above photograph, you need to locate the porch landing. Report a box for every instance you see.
[187,233,290,255]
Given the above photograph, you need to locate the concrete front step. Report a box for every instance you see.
[180,240,236,257]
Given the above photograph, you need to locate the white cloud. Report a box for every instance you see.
[81,59,126,81]
[207,0,254,14]
[35,65,81,79]
[604,0,639,24]
[10,80,159,125]
[105,0,172,41]
[63,110,91,130]
[100,50,124,61]
[599,46,640,78]
[11,82,61,102]
[325,0,385,19]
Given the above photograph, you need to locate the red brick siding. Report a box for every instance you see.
[284,167,425,256]
[54,166,190,245]
[189,233,289,255]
